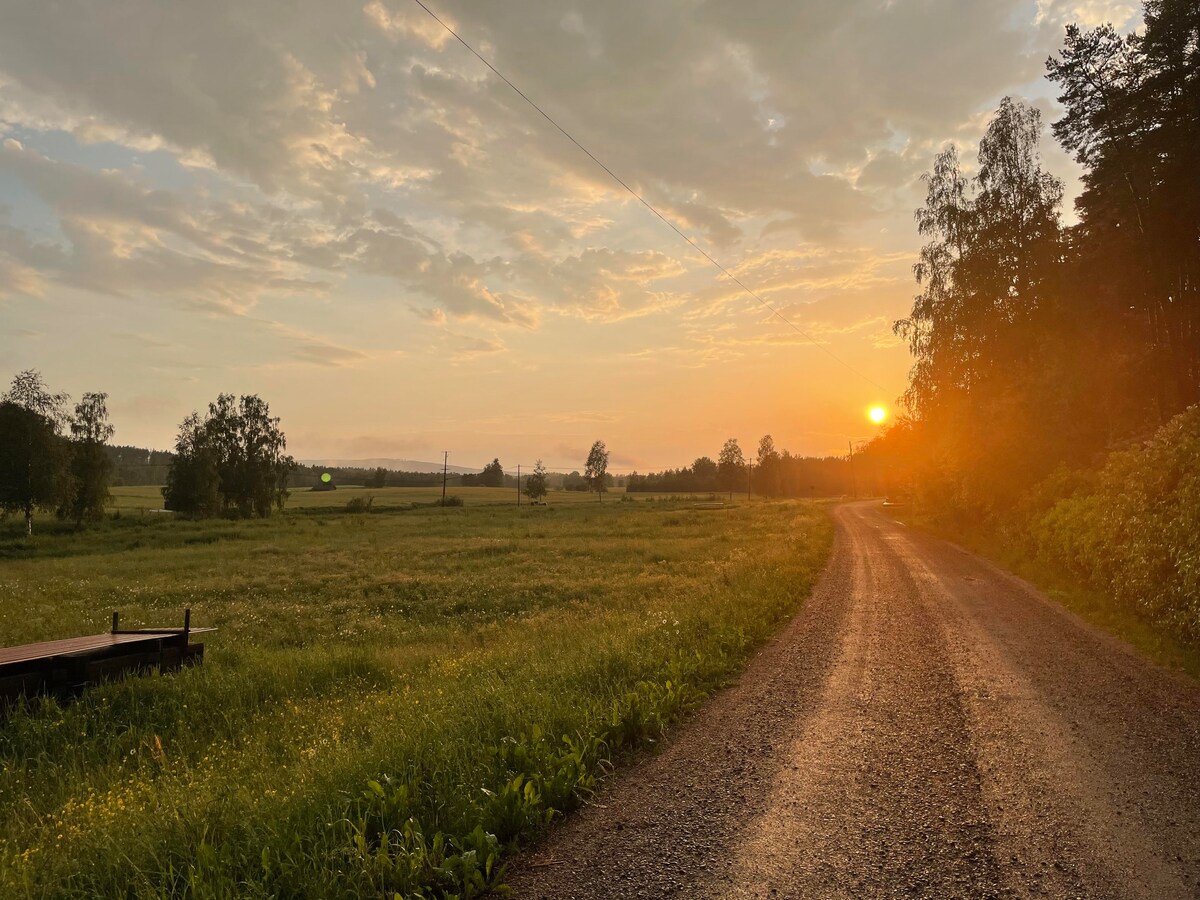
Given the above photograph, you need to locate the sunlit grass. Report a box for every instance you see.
[106,483,623,512]
[0,499,831,897]
[105,483,751,513]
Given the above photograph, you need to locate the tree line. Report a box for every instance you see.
[307,443,616,503]
[626,435,878,498]
[0,376,618,524]
[0,369,295,530]
[426,442,613,503]
[879,0,1199,520]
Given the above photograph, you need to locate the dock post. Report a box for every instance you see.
[112,611,119,633]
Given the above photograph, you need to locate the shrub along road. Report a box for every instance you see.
[510,501,1200,898]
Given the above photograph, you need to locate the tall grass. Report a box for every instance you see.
[0,500,831,897]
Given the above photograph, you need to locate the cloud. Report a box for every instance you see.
[289,341,372,367]
[1036,0,1141,30]
[554,443,587,464]
[450,334,506,360]
[0,140,321,308]
[515,247,690,321]
[0,140,541,328]
[0,0,1141,445]
[546,410,618,424]
[0,0,1070,249]
[0,251,45,298]
[293,431,437,458]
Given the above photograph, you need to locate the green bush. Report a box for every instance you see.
[1030,405,1200,644]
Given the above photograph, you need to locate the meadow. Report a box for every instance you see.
[0,497,831,897]
[105,483,616,513]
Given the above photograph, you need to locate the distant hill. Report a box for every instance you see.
[298,458,480,475]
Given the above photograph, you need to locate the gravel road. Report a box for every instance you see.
[508,501,1200,899]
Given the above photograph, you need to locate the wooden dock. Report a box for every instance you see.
[0,610,213,705]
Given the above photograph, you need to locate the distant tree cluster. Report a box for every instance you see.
[884,0,1200,518]
[626,436,865,497]
[461,458,506,488]
[585,441,609,501]
[291,466,444,490]
[522,460,549,502]
[106,445,173,487]
[163,394,295,518]
[0,370,115,534]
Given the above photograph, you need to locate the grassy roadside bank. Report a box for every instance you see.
[891,510,1200,680]
[0,499,831,897]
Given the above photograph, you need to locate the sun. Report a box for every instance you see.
[868,406,887,424]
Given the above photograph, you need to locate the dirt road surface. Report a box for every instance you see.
[508,502,1200,899]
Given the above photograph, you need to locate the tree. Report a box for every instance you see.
[1048,3,1200,412]
[162,412,221,517]
[366,466,388,488]
[894,98,1065,512]
[64,392,115,525]
[756,435,781,497]
[480,458,505,488]
[718,438,745,500]
[163,394,295,518]
[0,404,71,535]
[691,456,719,491]
[523,459,548,502]
[585,440,609,501]
[0,371,73,535]
[3,370,70,430]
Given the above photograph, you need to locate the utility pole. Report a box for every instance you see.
[441,451,448,506]
[517,464,521,506]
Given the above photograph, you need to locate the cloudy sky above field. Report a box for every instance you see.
[0,0,1141,468]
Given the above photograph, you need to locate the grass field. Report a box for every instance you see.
[0,499,831,897]
[104,484,741,513]
[105,483,624,512]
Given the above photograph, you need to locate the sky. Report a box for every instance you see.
[0,0,1142,470]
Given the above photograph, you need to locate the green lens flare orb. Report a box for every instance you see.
[321,472,332,484]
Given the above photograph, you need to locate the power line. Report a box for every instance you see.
[409,0,889,395]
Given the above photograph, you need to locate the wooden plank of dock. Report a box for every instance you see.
[0,610,214,705]
[0,633,184,667]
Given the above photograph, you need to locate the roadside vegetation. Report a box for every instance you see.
[1006,406,1200,672]
[890,404,1200,677]
[0,499,831,897]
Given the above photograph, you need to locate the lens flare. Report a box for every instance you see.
[321,472,332,483]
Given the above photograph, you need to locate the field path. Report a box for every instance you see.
[508,501,1200,899]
